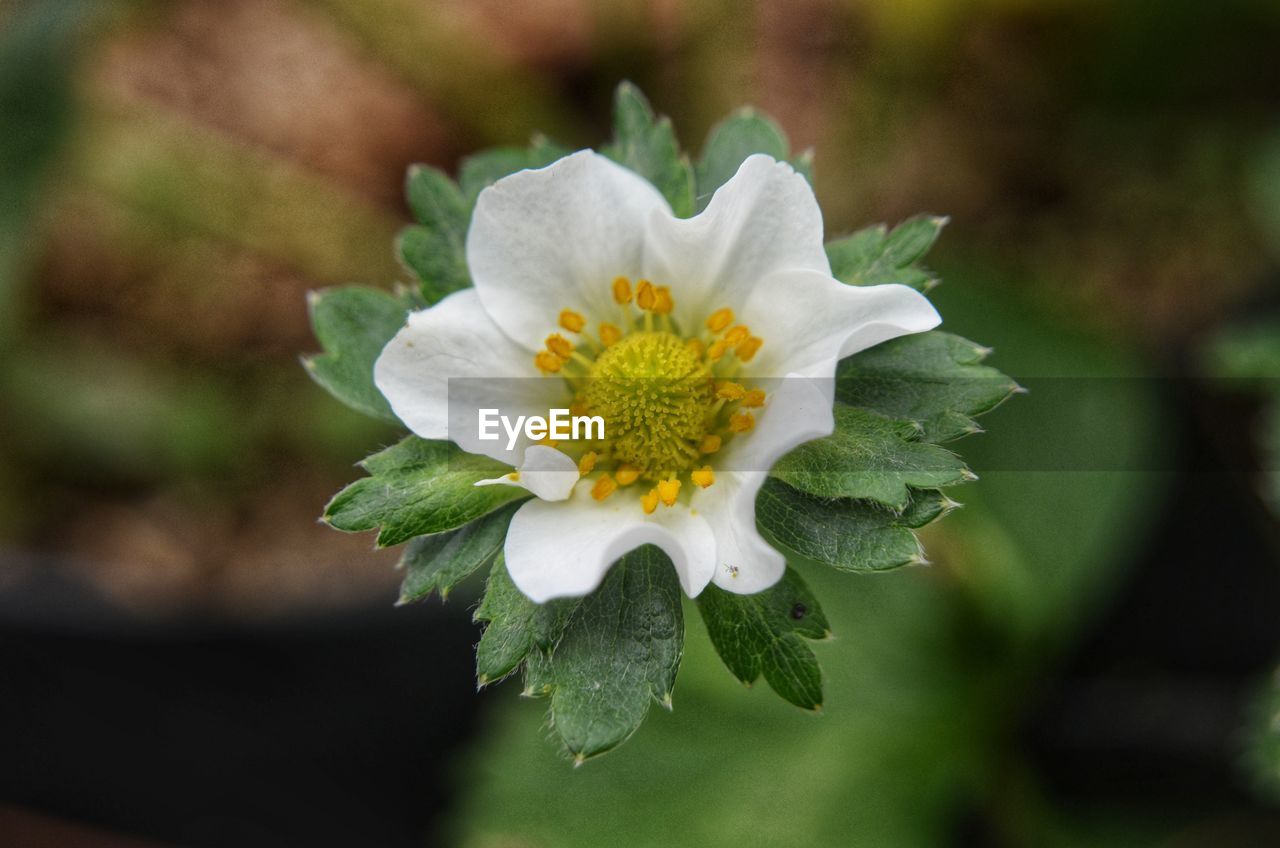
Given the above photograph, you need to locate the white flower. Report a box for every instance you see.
[375,151,939,603]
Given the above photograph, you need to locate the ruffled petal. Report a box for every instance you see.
[742,270,940,379]
[643,154,830,330]
[692,376,835,593]
[467,150,672,352]
[504,485,717,602]
[475,445,579,501]
[373,288,570,464]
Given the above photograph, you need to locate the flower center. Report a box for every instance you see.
[583,332,713,476]
[529,276,769,512]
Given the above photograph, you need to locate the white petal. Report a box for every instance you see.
[373,288,570,464]
[643,154,829,329]
[692,376,835,593]
[504,485,717,602]
[742,270,940,378]
[475,445,579,502]
[467,150,671,352]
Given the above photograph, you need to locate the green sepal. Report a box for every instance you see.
[694,106,811,211]
[457,135,571,203]
[603,81,695,218]
[474,554,577,685]
[757,479,954,573]
[771,404,971,509]
[695,567,829,710]
[837,331,1020,442]
[396,165,471,303]
[302,286,408,423]
[536,545,685,762]
[397,500,520,604]
[323,437,527,547]
[825,215,947,292]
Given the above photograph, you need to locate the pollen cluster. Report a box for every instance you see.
[527,276,768,512]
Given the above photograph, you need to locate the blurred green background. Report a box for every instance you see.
[1,0,1278,846]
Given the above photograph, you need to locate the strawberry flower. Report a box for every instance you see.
[374,150,939,602]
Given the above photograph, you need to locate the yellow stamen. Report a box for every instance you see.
[599,322,623,347]
[612,276,632,304]
[591,474,618,501]
[653,286,674,314]
[507,471,521,481]
[724,325,750,345]
[535,351,564,373]
[657,478,681,507]
[559,309,585,333]
[735,336,763,362]
[741,388,766,407]
[615,464,641,486]
[685,338,705,358]
[690,466,715,488]
[578,451,598,476]
[699,434,722,454]
[545,333,573,359]
[729,411,755,433]
[641,488,660,514]
[707,340,729,361]
[636,279,656,311]
[706,308,734,333]
[716,381,745,400]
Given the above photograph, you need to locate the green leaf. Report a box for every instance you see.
[696,567,829,710]
[542,545,684,761]
[457,135,571,203]
[757,478,953,573]
[396,165,470,303]
[694,107,789,212]
[603,82,695,218]
[323,437,527,547]
[826,215,948,292]
[474,554,577,684]
[397,500,519,604]
[837,331,1020,442]
[771,404,971,509]
[302,286,407,423]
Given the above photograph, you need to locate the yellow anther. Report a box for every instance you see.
[707,340,729,361]
[657,478,682,507]
[599,322,623,347]
[614,464,641,486]
[545,333,573,359]
[641,488,660,515]
[636,280,657,311]
[507,471,521,481]
[591,474,618,501]
[706,307,734,333]
[685,338,705,358]
[690,466,715,488]
[716,381,746,400]
[535,351,564,373]
[724,325,750,345]
[559,309,586,333]
[741,388,766,408]
[735,336,763,362]
[729,411,756,433]
[578,451,598,476]
[653,286,674,314]
[699,434,722,454]
[612,276,632,304]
